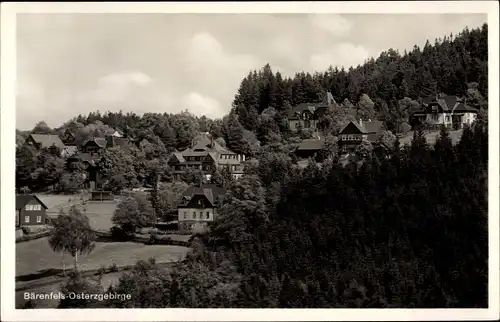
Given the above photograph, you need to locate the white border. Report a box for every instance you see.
[1,1,499,321]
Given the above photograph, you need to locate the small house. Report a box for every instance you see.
[16,195,48,227]
[177,184,226,231]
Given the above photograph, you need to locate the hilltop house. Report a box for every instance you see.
[288,92,337,135]
[410,95,478,130]
[168,133,246,181]
[16,195,48,228]
[338,119,386,154]
[177,184,226,231]
[25,134,66,155]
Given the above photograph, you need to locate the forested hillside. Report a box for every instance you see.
[17,23,489,308]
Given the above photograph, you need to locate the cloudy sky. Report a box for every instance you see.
[16,13,487,130]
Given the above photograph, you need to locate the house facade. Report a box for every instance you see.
[16,195,48,227]
[82,138,108,154]
[177,184,226,231]
[60,129,76,146]
[410,95,478,130]
[168,133,246,181]
[66,153,103,190]
[288,92,337,135]
[338,120,386,154]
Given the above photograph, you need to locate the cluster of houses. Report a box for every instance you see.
[291,92,478,159]
[16,92,478,232]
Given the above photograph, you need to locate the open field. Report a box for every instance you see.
[47,201,117,232]
[398,129,463,147]
[38,194,87,213]
[16,237,190,278]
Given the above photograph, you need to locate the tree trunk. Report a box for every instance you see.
[62,252,66,275]
[74,251,78,271]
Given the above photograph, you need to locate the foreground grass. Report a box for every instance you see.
[16,237,190,278]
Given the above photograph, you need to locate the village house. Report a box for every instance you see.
[177,184,226,231]
[66,153,103,190]
[168,133,246,181]
[288,92,337,135]
[16,195,48,228]
[338,119,386,154]
[410,95,478,130]
[25,134,66,155]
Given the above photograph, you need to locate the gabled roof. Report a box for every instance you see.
[67,152,101,166]
[16,195,48,210]
[288,103,329,120]
[420,95,478,114]
[28,134,65,150]
[179,184,226,207]
[339,121,368,134]
[297,139,325,151]
[84,137,107,149]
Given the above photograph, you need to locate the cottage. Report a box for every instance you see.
[338,119,386,154]
[288,92,337,135]
[177,184,226,231]
[168,133,246,181]
[25,134,66,153]
[16,195,48,227]
[410,95,478,130]
[82,137,108,154]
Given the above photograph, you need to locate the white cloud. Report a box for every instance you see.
[181,92,224,119]
[310,43,370,71]
[309,14,352,37]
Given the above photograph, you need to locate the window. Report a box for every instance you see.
[206,212,210,219]
[446,115,451,122]
[36,216,42,223]
[183,211,187,220]
[193,212,197,219]
[25,216,29,223]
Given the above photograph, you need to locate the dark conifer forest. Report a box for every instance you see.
[16,23,489,308]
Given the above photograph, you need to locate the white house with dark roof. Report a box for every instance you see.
[411,95,478,130]
[177,184,226,231]
[168,133,246,181]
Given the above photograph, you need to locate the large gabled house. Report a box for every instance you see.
[16,194,48,228]
[66,153,103,190]
[177,184,226,231]
[410,95,478,130]
[25,134,66,155]
[168,133,246,181]
[338,119,386,154]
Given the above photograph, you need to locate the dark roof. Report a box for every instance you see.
[181,184,226,206]
[67,152,101,166]
[288,103,328,120]
[84,137,107,148]
[339,121,368,134]
[28,134,65,150]
[297,139,325,151]
[418,95,478,114]
[16,195,48,210]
